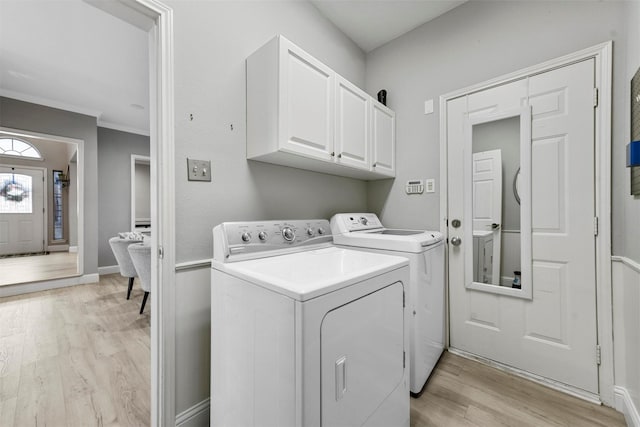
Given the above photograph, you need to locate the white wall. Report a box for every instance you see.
[166,0,368,416]
[364,1,628,234]
[613,258,640,425]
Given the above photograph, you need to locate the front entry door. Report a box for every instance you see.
[447,59,599,394]
[0,165,45,255]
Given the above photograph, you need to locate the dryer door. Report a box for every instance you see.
[321,281,404,426]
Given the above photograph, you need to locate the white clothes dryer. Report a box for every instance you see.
[211,219,410,427]
[330,213,445,395]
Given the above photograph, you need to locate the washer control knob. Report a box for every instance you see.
[360,216,368,225]
[317,227,325,235]
[306,228,315,236]
[258,231,268,241]
[282,227,295,242]
[241,232,251,243]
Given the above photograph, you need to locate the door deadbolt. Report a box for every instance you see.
[451,219,461,228]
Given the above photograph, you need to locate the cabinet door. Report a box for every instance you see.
[335,75,370,171]
[372,102,396,177]
[279,38,334,161]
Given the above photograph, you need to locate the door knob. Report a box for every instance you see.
[451,236,462,246]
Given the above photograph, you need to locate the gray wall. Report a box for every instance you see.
[364,1,628,238]
[167,0,368,415]
[169,0,367,263]
[97,126,150,267]
[0,96,98,274]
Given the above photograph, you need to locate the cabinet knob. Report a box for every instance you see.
[337,153,342,158]
[331,152,335,157]
[373,162,377,167]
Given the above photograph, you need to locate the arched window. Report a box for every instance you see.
[0,137,42,159]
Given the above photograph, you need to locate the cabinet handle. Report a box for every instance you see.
[337,153,342,159]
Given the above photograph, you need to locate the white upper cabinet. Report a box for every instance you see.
[247,35,394,180]
[335,75,371,171]
[371,102,396,177]
[280,38,334,161]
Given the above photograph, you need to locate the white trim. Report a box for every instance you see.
[612,255,640,273]
[440,42,614,405]
[0,89,103,119]
[176,398,210,427]
[98,120,150,137]
[116,1,176,426]
[448,348,602,405]
[69,245,78,253]
[48,244,70,252]
[0,273,99,298]
[98,265,120,275]
[614,386,640,427]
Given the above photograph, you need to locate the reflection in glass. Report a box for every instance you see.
[471,116,521,288]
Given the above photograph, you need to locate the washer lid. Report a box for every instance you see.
[333,229,444,253]
[213,246,408,301]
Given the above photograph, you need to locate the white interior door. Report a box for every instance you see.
[447,59,599,394]
[0,166,45,255]
[472,149,502,284]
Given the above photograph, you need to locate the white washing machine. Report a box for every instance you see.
[330,213,445,395]
[211,219,410,427]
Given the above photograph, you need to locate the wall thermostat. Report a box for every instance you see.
[405,180,424,194]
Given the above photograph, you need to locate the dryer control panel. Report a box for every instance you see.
[331,213,383,233]
[213,219,332,262]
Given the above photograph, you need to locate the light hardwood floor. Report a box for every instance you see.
[0,277,626,427]
[412,351,625,427]
[0,252,79,286]
[0,274,150,426]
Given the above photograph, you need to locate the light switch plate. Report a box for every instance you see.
[425,179,435,193]
[424,99,434,115]
[187,158,211,182]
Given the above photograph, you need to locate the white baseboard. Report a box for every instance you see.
[614,386,640,427]
[0,273,99,298]
[176,398,210,427]
[69,245,78,253]
[47,244,70,252]
[98,265,120,275]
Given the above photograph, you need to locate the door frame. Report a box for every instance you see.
[439,42,613,405]
[89,0,176,424]
[0,163,48,254]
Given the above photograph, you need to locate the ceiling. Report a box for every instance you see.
[0,1,465,136]
[0,0,149,135]
[310,1,466,52]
